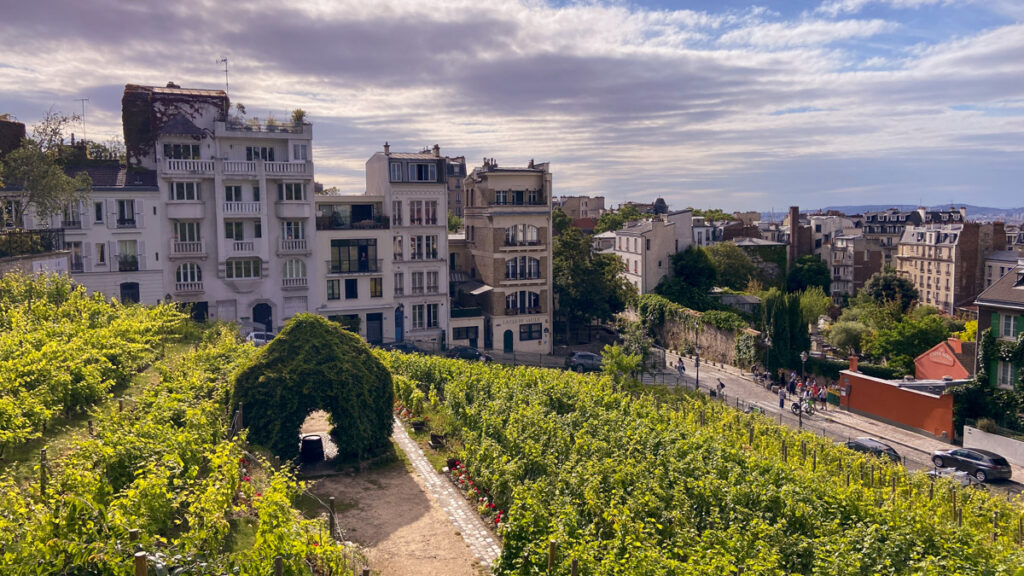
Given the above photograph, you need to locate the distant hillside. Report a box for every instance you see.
[761,204,1024,223]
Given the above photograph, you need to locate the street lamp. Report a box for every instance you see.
[763,335,772,387]
[800,350,808,381]
[694,344,701,390]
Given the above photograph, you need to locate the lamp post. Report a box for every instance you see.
[694,344,701,390]
[800,350,808,381]
[763,335,772,387]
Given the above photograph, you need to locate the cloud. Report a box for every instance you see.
[816,0,953,18]
[0,0,1021,209]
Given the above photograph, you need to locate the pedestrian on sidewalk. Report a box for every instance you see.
[818,386,827,411]
[676,359,686,379]
[717,379,725,398]
[778,386,786,409]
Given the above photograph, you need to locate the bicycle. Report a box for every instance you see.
[791,398,815,416]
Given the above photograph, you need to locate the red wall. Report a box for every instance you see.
[914,338,970,381]
[839,370,954,438]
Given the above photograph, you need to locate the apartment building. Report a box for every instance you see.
[863,207,966,267]
[824,233,883,302]
[610,210,693,294]
[555,195,605,220]
[365,144,450,350]
[808,214,857,255]
[975,259,1024,390]
[895,221,1004,314]
[120,83,316,331]
[984,250,1021,289]
[460,158,553,353]
[313,194,393,344]
[446,156,467,218]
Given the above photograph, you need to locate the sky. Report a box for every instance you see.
[1,0,1023,212]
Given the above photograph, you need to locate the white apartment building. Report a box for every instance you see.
[313,194,394,344]
[365,144,450,350]
[609,210,693,293]
[123,83,316,331]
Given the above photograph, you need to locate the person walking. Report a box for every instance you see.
[818,386,827,411]
[778,386,786,409]
[716,379,725,398]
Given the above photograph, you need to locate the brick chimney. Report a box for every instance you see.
[384,141,390,154]
[788,205,800,269]
[432,144,440,157]
[849,355,859,372]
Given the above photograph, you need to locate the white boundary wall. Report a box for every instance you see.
[963,425,1024,467]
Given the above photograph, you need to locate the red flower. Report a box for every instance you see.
[243,476,250,482]
[255,493,262,498]
[312,542,319,547]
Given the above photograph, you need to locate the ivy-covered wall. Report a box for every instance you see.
[635,294,760,369]
[951,324,1024,434]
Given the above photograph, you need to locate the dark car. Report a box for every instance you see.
[446,346,492,362]
[565,351,603,372]
[843,437,901,464]
[382,341,423,354]
[931,448,1012,483]
[299,434,325,463]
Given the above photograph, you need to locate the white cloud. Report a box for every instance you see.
[718,18,897,48]
[816,0,953,17]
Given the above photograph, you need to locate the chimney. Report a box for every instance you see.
[788,206,800,269]
[432,144,440,157]
[848,355,859,372]
[528,158,535,168]
[383,142,390,154]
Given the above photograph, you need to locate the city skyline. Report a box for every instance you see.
[1,0,1022,211]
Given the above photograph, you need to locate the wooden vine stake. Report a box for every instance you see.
[134,551,147,576]
[812,449,817,472]
[800,441,806,463]
[548,540,556,572]
[274,556,283,576]
[39,448,47,500]
[571,558,578,576]
[993,511,999,542]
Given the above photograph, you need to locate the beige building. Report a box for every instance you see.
[895,222,1004,314]
[824,233,882,302]
[608,210,693,293]
[556,195,604,220]
[446,156,467,218]
[459,158,553,353]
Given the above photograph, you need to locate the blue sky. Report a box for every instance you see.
[1,0,1022,212]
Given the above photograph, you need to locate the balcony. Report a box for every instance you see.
[223,201,262,216]
[411,286,425,295]
[62,219,82,230]
[275,201,311,220]
[451,306,483,318]
[278,238,309,254]
[166,201,205,220]
[327,259,382,275]
[505,307,542,316]
[117,256,139,272]
[223,160,257,175]
[174,281,204,294]
[282,277,308,289]
[232,240,255,253]
[266,161,311,176]
[171,240,206,258]
[315,215,388,231]
[117,218,137,229]
[70,257,84,273]
[164,159,215,174]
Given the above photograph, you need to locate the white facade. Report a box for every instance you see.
[610,210,692,293]
[366,146,450,350]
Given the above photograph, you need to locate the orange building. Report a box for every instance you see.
[913,337,975,381]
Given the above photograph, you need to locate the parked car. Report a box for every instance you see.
[446,346,492,362]
[245,331,274,346]
[299,434,325,463]
[931,448,1012,482]
[926,467,987,488]
[382,341,423,354]
[565,351,603,372]
[842,437,901,464]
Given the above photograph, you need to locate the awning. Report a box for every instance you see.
[464,280,493,296]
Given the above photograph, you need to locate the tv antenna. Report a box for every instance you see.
[218,57,229,95]
[74,98,89,142]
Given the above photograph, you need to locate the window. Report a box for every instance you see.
[94,201,104,223]
[408,163,436,182]
[246,146,275,161]
[390,162,403,182]
[392,201,402,226]
[997,361,1015,390]
[528,189,539,204]
[329,239,378,273]
[394,235,404,260]
[411,235,438,260]
[520,323,542,341]
[427,271,439,293]
[282,220,305,240]
[225,185,242,202]
[427,303,438,328]
[505,224,539,246]
[176,262,202,283]
[453,327,478,340]
[327,279,340,300]
[645,238,650,250]
[283,259,306,279]
[225,259,261,279]
[1001,314,1017,339]
[410,201,423,225]
[225,221,244,241]
[174,221,200,242]
[412,304,425,329]
[171,182,199,201]
[505,290,540,313]
[505,256,541,280]
[253,185,260,202]
[425,201,438,225]
[96,243,106,265]
[163,144,200,159]
[370,277,383,298]
[345,278,358,299]
[117,199,136,227]
[412,271,424,294]
[254,220,262,238]
[278,183,304,201]
[394,272,404,296]
[293,144,308,161]
[117,240,138,271]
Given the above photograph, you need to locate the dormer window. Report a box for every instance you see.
[409,163,436,182]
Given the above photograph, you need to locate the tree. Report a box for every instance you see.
[799,286,831,326]
[690,207,732,222]
[654,246,718,311]
[863,313,955,376]
[761,287,809,374]
[447,211,463,233]
[601,344,642,391]
[552,207,571,236]
[786,255,830,293]
[705,242,756,290]
[594,204,643,233]
[3,139,91,228]
[826,321,870,355]
[863,268,918,313]
[553,227,634,342]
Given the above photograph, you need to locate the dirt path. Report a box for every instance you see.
[305,416,487,576]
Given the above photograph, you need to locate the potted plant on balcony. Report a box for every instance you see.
[266,114,278,132]
[291,108,307,127]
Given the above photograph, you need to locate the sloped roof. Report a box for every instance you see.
[975,264,1024,311]
[914,337,973,380]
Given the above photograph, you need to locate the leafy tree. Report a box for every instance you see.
[447,210,463,232]
[705,242,755,290]
[553,227,634,342]
[761,287,809,374]
[786,254,830,293]
[862,312,956,376]
[601,344,642,391]
[826,321,870,355]
[619,319,654,373]
[863,268,918,313]
[799,286,831,326]
[654,246,718,311]
[956,320,977,342]
[690,207,732,222]
[552,207,571,235]
[593,204,643,233]
[231,314,393,461]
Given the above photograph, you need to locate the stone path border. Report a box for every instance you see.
[392,417,501,572]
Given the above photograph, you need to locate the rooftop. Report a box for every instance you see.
[975,264,1024,310]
